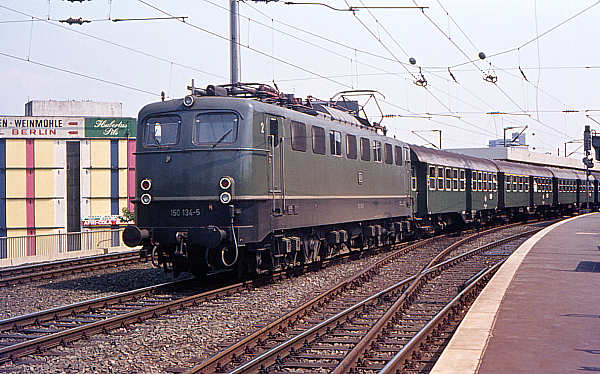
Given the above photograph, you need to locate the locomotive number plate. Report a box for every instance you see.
[169,208,202,217]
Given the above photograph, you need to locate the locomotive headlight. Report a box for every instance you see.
[140,193,152,205]
[219,176,233,190]
[140,178,152,191]
[219,191,232,204]
[183,95,195,107]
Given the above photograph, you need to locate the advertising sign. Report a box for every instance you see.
[84,117,137,138]
[82,215,131,227]
[0,116,84,138]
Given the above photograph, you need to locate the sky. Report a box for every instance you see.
[1,0,599,156]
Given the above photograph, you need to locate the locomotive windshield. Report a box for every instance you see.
[144,115,180,146]
[193,112,239,146]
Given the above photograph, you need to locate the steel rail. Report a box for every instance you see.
[332,228,542,373]
[185,223,520,373]
[379,260,505,373]
[0,240,403,363]
[184,237,437,373]
[220,225,536,373]
[0,251,145,287]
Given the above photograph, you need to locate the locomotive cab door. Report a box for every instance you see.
[265,115,285,216]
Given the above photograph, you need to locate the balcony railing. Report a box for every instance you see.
[0,229,125,260]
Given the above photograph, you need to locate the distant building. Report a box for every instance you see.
[0,100,137,257]
[25,100,123,117]
[488,132,527,148]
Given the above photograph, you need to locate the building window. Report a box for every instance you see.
[312,126,326,154]
[346,134,357,159]
[438,166,445,190]
[384,143,393,165]
[459,169,466,191]
[429,166,436,190]
[395,145,403,166]
[360,137,371,161]
[290,121,306,152]
[329,130,342,156]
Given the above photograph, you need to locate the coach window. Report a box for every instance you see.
[429,166,436,190]
[482,173,488,191]
[459,169,466,191]
[506,175,511,192]
[411,169,417,191]
[394,146,403,166]
[472,171,477,191]
[290,121,307,152]
[360,137,371,161]
[512,176,517,192]
[373,140,382,162]
[346,134,357,159]
[524,177,529,192]
[145,115,180,147]
[384,143,393,164]
[518,177,523,192]
[477,171,482,191]
[493,174,498,191]
[445,168,452,190]
[329,130,342,156]
[312,126,326,155]
[438,166,445,190]
[452,169,458,191]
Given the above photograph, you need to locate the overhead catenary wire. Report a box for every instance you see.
[0,50,159,96]
[0,5,226,80]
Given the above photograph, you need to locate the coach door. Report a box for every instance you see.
[265,115,285,216]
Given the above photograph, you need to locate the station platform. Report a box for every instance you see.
[431,213,600,374]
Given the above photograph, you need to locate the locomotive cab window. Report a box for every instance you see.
[312,126,326,155]
[193,112,238,146]
[360,137,371,161]
[346,134,357,159]
[329,130,342,156]
[290,121,307,152]
[144,115,180,147]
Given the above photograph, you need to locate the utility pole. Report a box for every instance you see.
[230,0,240,85]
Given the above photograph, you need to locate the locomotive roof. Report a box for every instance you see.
[410,144,498,171]
[491,160,553,177]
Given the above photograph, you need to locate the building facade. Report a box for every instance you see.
[0,101,136,257]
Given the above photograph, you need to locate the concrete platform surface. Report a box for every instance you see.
[430,213,600,374]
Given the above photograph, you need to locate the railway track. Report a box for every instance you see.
[220,228,538,373]
[0,221,546,366]
[0,236,427,364]
[0,251,146,287]
[183,222,541,373]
